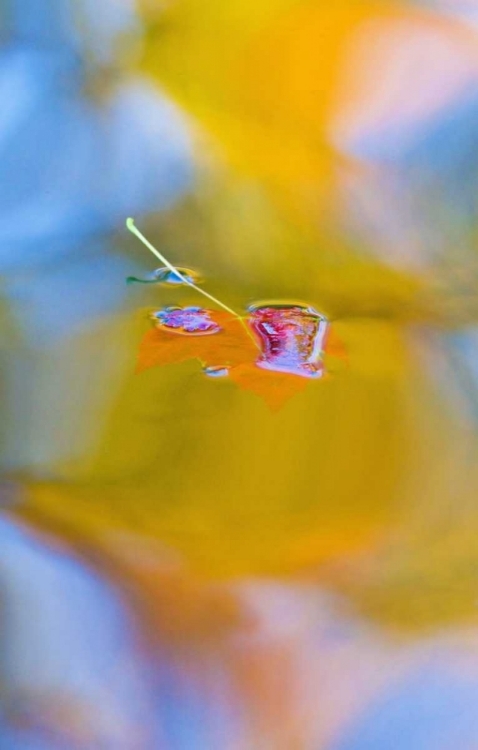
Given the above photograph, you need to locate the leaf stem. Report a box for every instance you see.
[126,218,258,347]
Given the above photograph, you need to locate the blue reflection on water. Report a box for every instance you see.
[0,0,193,474]
[334,664,478,750]
[0,517,160,748]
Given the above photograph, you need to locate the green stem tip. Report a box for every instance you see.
[125,218,258,347]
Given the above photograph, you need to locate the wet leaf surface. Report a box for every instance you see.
[137,306,346,409]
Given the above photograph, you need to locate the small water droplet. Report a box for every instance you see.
[248,302,328,377]
[127,267,201,286]
[154,267,201,285]
[203,366,229,378]
[151,306,221,335]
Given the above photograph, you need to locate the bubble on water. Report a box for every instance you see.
[203,366,229,378]
[127,267,201,286]
[247,302,328,378]
[151,306,221,335]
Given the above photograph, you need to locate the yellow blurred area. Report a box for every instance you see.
[20,313,407,577]
[9,4,478,748]
[139,0,478,212]
[140,1,399,192]
[12,0,478,634]
[126,171,435,339]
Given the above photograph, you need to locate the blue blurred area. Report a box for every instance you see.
[0,518,162,749]
[334,663,478,750]
[0,517,249,749]
[0,0,192,307]
[0,0,193,473]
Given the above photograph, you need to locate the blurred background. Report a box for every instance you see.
[2,0,478,747]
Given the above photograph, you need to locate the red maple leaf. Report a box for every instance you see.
[136,307,346,409]
[228,363,311,410]
[137,310,257,372]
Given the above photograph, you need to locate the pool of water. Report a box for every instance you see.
[3,1,478,747]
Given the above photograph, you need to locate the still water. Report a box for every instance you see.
[3,0,478,748]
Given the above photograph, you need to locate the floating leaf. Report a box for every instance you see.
[323,325,349,362]
[127,220,346,409]
[137,309,257,373]
[248,303,328,378]
[228,363,312,410]
[152,306,222,335]
[137,305,346,409]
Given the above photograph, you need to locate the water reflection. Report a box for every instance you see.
[0,517,158,748]
[5,520,478,748]
[127,267,202,286]
[248,304,328,378]
[3,0,478,748]
[0,0,192,475]
[151,306,222,335]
